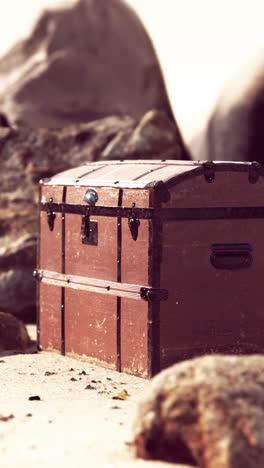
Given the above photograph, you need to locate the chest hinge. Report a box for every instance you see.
[47,198,56,231]
[128,202,140,241]
[203,161,215,183]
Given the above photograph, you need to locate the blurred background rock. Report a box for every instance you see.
[0,0,175,127]
[0,0,189,322]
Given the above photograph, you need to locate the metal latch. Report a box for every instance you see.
[47,198,56,231]
[81,207,90,240]
[81,207,98,245]
[140,287,168,302]
[128,202,140,241]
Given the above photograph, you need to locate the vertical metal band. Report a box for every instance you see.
[36,183,41,349]
[147,186,163,377]
[116,188,123,372]
[61,186,67,356]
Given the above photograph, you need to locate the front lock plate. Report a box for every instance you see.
[82,220,98,245]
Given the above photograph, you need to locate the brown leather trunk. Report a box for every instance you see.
[35,160,264,377]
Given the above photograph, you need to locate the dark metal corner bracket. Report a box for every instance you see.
[140,287,168,302]
[248,161,261,184]
[203,161,215,183]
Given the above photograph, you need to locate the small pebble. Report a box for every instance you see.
[0,414,14,422]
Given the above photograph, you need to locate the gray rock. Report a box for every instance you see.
[0,311,31,351]
[0,0,174,127]
[0,113,9,127]
[132,354,264,468]
[0,270,36,321]
[0,236,37,271]
[193,56,264,163]
[102,110,189,160]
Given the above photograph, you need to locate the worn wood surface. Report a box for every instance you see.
[159,170,264,367]
[39,283,62,353]
[39,186,64,353]
[39,180,153,376]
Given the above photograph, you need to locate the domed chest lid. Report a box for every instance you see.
[42,159,259,189]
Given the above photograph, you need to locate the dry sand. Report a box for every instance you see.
[0,326,190,468]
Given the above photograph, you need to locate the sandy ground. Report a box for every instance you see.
[0,326,192,468]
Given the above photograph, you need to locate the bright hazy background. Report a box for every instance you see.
[0,0,264,140]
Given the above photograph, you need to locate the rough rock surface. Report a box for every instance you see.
[132,354,264,468]
[0,0,174,127]
[192,56,264,163]
[0,111,189,322]
[0,311,31,351]
[101,109,187,160]
[0,0,189,323]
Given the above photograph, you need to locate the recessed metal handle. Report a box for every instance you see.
[210,243,252,270]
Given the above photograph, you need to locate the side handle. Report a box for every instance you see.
[210,243,252,270]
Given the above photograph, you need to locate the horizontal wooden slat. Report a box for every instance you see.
[38,270,148,300]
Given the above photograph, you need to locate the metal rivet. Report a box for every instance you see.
[83,189,98,205]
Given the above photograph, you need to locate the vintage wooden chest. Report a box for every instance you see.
[35,160,264,377]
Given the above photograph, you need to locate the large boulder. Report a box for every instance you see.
[0,0,174,127]
[191,55,264,162]
[132,354,264,468]
[0,0,189,323]
[0,111,189,322]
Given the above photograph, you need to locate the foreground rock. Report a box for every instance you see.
[0,111,189,321]
[132,354,264,468]
[0,312,31,351]
[0,0,174,127]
